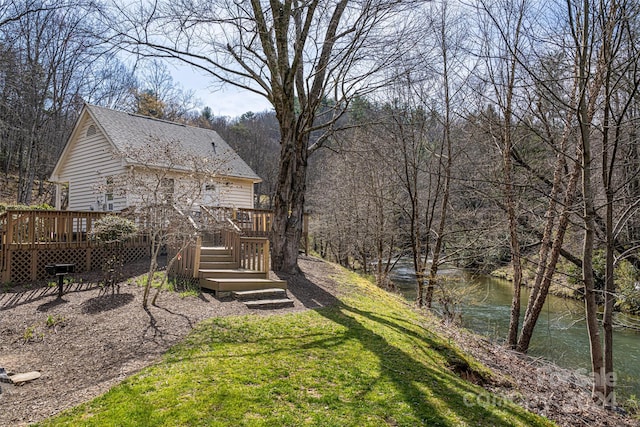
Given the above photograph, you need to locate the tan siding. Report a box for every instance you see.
[215,178,254,209]
[55,113,255,212]
[55,116,126,211]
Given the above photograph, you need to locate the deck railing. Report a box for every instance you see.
[216,224,269,273]
[199,206,272,237]
[200,206,308,255]
[166,208,202,280]
[0,209,149,284]
[1,210,104,249]
[238,237,270,272]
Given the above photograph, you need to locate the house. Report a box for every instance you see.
[17,104,292,304]
[49,104,261,212]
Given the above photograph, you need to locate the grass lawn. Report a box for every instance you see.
[36,267,554,427]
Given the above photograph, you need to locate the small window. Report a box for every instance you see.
[87,124,97,137]
[161,178,174,204]
[205,184,215,191]
[105,177,114,211]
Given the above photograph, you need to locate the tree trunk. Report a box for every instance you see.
[583,169,606,402]
[602,189,615,406]
[425,18,452,309]
[504,122,522,348]
[270,123,308,274]
[505,176,522,347]
[517,156,581,352]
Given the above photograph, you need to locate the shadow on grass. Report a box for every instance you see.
[284,271,549,426]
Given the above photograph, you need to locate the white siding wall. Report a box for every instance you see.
[214,177,254,209]
[55,114,255,211]
[125,172,255,211]
[55,116,127,211]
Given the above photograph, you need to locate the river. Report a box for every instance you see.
[389,260,640,400]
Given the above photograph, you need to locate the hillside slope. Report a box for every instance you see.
[36,259,553,427]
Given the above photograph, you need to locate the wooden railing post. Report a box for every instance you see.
[193,235,202,279]
[28,211,35,249]
[6,212,14,246]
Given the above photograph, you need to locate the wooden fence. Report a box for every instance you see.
[0,209,149,284]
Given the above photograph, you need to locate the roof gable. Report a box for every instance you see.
[53,104,261,183]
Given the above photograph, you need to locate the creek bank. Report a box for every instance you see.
[490,263,578,300]
[429,316,638,426]
[384,259,639,424]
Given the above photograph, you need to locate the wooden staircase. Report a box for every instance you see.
[197,245,292,309]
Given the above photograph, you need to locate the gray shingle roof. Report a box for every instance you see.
[86,104,261,182]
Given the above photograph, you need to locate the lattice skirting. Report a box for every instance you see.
[4,245,150,284]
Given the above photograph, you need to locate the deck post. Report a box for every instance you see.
[28,211,35,248]
[193,235,202,279]
[30,249,38,281]
[2,251,11,283]
[86,247,92,271]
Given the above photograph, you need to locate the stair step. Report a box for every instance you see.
[233,288,288,301]
[244,298,295,309]
[199,269,268,280]
[200,247,232,256]
[199,261,239,269]
[200,278,287,292]
[200,254,233,261]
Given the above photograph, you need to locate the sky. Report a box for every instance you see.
[171,65,272,119]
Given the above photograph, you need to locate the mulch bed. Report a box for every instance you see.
[0,256,341,426]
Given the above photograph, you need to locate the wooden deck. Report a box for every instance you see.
[0,209,149,284]
[168,207,301,305]
[1,206,308,287]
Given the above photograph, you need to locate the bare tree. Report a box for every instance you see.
[131,59,197,122]
[424,0,470,311]
[588,0,640,405]
[308,106,401,283]
[105,0,418,273]
[474,0,529,347]
[112,138,227,307]
[0,0,136,203]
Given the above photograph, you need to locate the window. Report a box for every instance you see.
[161,178,174,204]
[205,184,215,191]
[87,124,97,137]
[105,177,114,211]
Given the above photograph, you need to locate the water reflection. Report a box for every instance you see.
[389,259,640,399]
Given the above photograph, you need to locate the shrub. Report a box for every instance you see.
[90,215,138,289]
[616,260,640,315]
[90,215,138,244]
